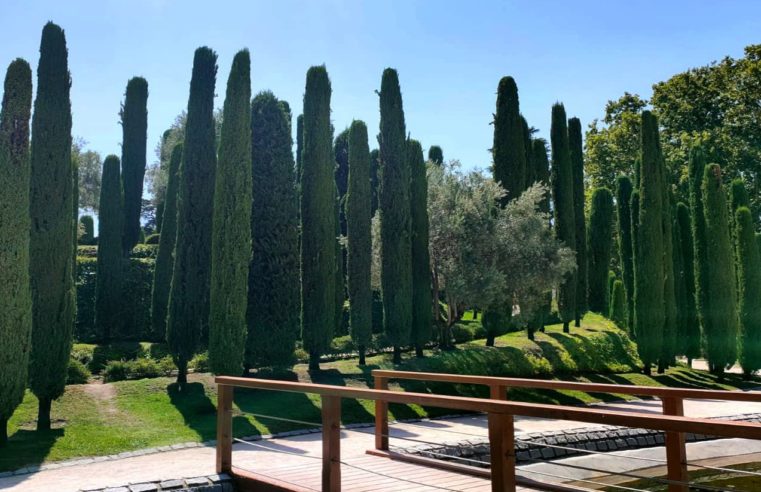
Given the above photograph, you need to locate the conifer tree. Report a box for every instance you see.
[588,188,614,313]
[95,156,123,341]
[609,280,626,329]
[301,66,335,370]
[120,77,148,256]
[0,58,32,444]
[532,138,552,332]
[334,128,350,236]
[659,182,677,373]
[675,202,700,362]
[616,176,635,331]
[730,179,750,212]
[150,144,182,339]
[167,47,218,384]
[247,92,300,368]
[79,215,94,244]
[492,76,526,203]
[702,164,739,375]
[296,114,304,183]
[28,23,76,430]
[550,103,576,332]
[569,117,587,324]
[379,68,412,363]
[630,189,640,334]
[370,148,380,216]
[409,139,432,357]
[428,145,443,166]
[346,120,372,365]
[736,206,761,377]
[334,189,346,337]
[689,146,709,339]
[209,50,251,376]
[522,116,534,189]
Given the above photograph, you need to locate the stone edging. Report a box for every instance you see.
[79,473,233,492]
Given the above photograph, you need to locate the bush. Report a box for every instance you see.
[451,323,475,344]
[144,233,160,244]
[71,344,95,366]
[103,356,174,382]
[189,352,209,373]
[88,342,146,374]
[103,360,130,382]
[67,359,92,384]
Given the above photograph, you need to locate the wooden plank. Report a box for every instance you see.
[488,412,516,492]
[322,395,342,492]
[374,375,389,451]
[663,397,688,492]
[216,384,233,474]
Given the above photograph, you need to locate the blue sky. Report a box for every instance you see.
[1,0,759,172]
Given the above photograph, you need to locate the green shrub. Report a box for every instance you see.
[88,342,146,374]
[131,244,158,259]
[127,358,162,380]
[329,335,355,354]
[71,344,95,366]
[67,359,91,384]
[451,323,475,344]
[189,352,209,373]
[144,233,160,244]
[293,347,309,363]
[103,360,130,382]
[103,357,173,382]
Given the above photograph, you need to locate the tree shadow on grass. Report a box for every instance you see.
[0,428,63,475]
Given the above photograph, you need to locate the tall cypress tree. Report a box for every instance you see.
[609,280,626,329]
[522,116,535,189]
[702,164,739,375]
[247,92,300,368]
[532,138,552,333]
[0,59,32,444]
[150,143,182,340]
[370,148,380,216]
[301,66,335,370]
[79,215,94,244]
[689,146,709,344]
[659,178,677,373]
[675,202,700,362]
[167,47,217,384]
[209,50,251,376]
[616,176,634,331]
[120,77,148,256]
[569,117,587,324]
[492,76,526,203]
[94,156,123,341]
[550,103,576,332]
[334,128,350,236]
[587,188,614,313]
[736,206,761,377]
[28,22,76,430]
[346,120,372,365]
[379,68,412,363]
[730,179,750,212]
[409,139,432,357]
[296,114,304,183]
[630,189,640,339]
[634,111,665,374]
[428,145,443,166]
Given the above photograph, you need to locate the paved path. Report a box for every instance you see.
[2,393,760,492]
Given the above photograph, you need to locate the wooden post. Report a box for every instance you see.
[322,395,342,492]
[216,384,233,474]
[662,397,688,492]
[490,384,508,401]
[374,375,389,450]
[488,411,516,492]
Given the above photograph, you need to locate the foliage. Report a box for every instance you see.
[78,215,95,244]
[736,206,761,375]
[120,77,148,255]
[247,91,300,368]
[675,202,700,359]
[569,117,587,323]
[72,139,102,213]
[0,58,32,442]
[689,146,710,341]
[167,47,218,383]
[66,359,91,384]
[428,145,443,165]
[103,357,174,382]
[209,50,251,376]
[144,233,159,244]
[301,66,336,367]
[492,76,526,203]
[409,140,432,352]
[95,156,124,341]
[616,176,634,330]
[609,280,626,328]
[334,127,349,236]
[587,188,614,313]
[379,68,412,359]
[28,22,76,429]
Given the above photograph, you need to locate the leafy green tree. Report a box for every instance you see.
[616,176,635,331]
[95,156,124,341]
[28,23,76,430]
[150,144,182,340]
[379,68,412,363]
[0,58,32,444]
[71,140,102,213]
[702,164,739,375]
[167,47,218,384]
[609,280,626,329]
[675,202,701,361]
[209,50,251,376]
[689,146,710,343]
[550,103,576,332]
[492,76,526,203]
[736,206,761,377]
[409,139,432,356]
[428,145,443,165]
[346,120,372,365]
[120,77,148,256]
[569,117,587,325]
[587,188,614,313]
[79,215,95,244]
[301,66,336,370]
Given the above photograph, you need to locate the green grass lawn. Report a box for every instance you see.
[2,314,759,472]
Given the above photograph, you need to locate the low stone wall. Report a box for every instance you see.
[403,413,761,467]
[80,473,234,492]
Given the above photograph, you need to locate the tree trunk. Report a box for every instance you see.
[687,357,693,368]
[657,359,666,374]
[415,345,424,358]
[392,346,402,365]
[0,417,7,445]
[37,397,52,431]
[643,364,651,376]
[527,326,535,341]
[358,346,366,366]
[574,316,581,328]
[563,321,570,334]
[486,334,495,347]
[308,351,321,371]
[472,308,479,320]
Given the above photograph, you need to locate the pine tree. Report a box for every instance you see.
[609,280,626,329]
[587,188,614,313]
[301,66,335,370]
[702,164,739,375]
[379,68,412,363]
[689,146,709,345]
[120,77,148,256]
[79,215,94,244]
[428,145,443,166]
[550,103,576,332]
[94,156,123,341]
[616,176,634,331]
[167,47,217,384]
[0,58,32,445]
[675,202,700,361]
[634,111,665,374]
[736,206,761,377]
[150,143,182,340]
[409,139,432,357]
[209,50,251,376]
[569,117,587,325]
[492,76,526,203]
[346,120,372,365]
[28,22,76,430]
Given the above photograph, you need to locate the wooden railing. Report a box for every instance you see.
[372,369,761,492]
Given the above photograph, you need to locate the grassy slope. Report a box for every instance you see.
[2,314,758,471]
